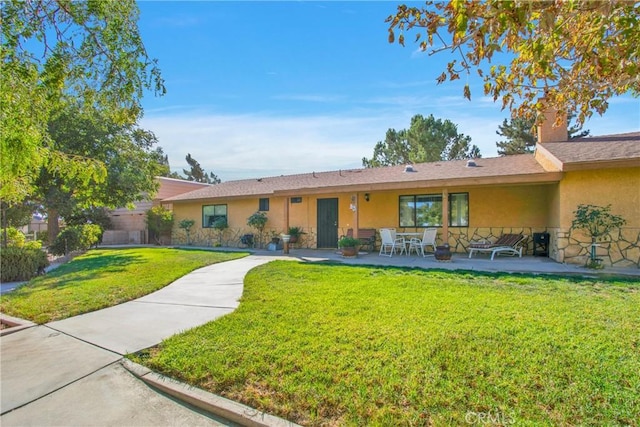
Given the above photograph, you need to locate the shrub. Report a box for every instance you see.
[179,219,196,245]
[0,246,49,282]
[65,207,113,230]
[36,230,49,246]
[49,224,102,256]
[1,227,26,248]
[146,206,174,245]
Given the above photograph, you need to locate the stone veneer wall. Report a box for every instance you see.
[548,227,639,268]
[171,225,639,268]
[443,227,639,268]
[444,227,545,257]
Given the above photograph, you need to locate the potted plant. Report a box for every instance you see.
[287,226,305,244]
[338,236,361,257]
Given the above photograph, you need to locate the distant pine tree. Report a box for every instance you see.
[183,153,221,184]
[362,114,481,167]
[496,114,590,155]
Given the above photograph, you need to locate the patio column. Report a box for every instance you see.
[284,197,290,230]
[441,189,449,246]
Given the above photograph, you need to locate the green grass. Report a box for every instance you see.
[131,261,640,426]
[0,247,247,323]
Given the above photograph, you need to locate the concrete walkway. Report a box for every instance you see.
[1,249,637,426]
[0,255,283,426]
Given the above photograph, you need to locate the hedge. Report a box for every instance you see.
[0,247,49,282]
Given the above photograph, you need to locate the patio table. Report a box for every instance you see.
[397,232,422,256]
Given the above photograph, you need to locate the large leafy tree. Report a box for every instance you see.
[1,0,164,204]
[496,114,590,155]
[183,154,221,184]
[363,114,480,167]
[34,103,165,242]
[387,1,640,126]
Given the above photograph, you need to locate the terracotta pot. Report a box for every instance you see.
[341,246,358,257]
[289,236,298,244]
[435,245,452,261]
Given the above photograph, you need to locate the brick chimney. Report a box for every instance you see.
[537,98,568,143]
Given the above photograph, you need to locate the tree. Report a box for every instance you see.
[1,0,164,204]
[183,154,221,184]
[146,206,174,245]
[33,102,164,242]
[571,204,626,268]
[386,2,640,127]
[362,114,480,167]
[496,114,590,155]
[495,118,538,156]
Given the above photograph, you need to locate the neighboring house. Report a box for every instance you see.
[164,113,639,268]
[102,177,209,245]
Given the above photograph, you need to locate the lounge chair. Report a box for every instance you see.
[468,233,527,260]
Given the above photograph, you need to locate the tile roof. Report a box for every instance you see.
[165,154,558,202]
[541,132,640,165]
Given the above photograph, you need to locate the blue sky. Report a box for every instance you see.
[137,1,640,181]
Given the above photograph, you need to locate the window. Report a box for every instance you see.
[449,193,469,226]
[259,198,269,211]
[399,193,468,227]
[290,197,302,204]
[202,204,227,228]
[400,195,442,227]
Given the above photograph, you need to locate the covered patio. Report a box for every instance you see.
[223,247,640,278]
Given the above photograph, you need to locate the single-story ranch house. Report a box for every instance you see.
[163,115,639,268]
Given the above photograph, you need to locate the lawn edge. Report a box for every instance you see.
[121,359,300,427]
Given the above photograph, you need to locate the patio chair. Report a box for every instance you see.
[408,228,438,256]
[468,233,527,260]
[379,228,406,257]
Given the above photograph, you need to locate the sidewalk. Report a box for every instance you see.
[0,255,292,426]
[1,249,637,426]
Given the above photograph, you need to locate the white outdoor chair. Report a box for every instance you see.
[408,228,438,256]
[379,228,406,257]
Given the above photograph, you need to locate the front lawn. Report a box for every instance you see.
[132,261,640,426]
[0,248,247,323]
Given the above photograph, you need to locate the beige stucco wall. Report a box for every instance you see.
[171,185,556,248]
[549,167,640,267]
[169,171,638,269]
[558,168,639,229]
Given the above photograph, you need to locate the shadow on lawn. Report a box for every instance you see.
[10,250,145,295]
[290,258,640,288]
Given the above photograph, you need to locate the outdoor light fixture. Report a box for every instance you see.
[364,193,370,202]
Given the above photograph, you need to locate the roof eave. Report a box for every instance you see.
[561,158,640,172]
[274,172,564,196]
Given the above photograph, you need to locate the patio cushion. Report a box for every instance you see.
[469,234,523,249]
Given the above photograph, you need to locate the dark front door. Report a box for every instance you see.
[317,198,338,248]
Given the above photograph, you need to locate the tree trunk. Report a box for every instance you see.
[48,209,60,245]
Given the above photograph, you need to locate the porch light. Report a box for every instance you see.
[364,193,370,202]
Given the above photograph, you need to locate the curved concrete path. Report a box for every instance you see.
[2,248,637,426]
[0,255,283,426]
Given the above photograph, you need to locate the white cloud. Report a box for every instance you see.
[142,96,637,182]
[142,111,395,181]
